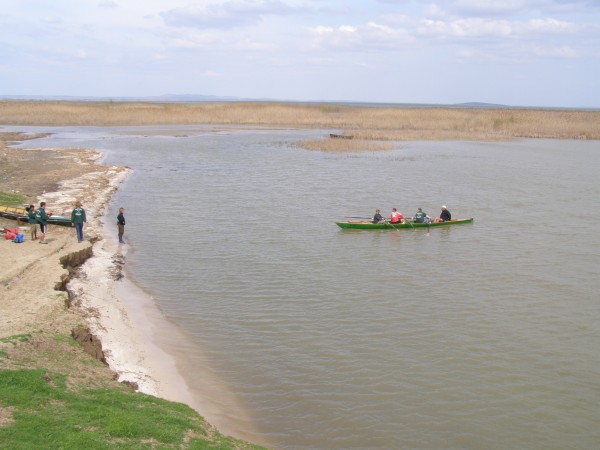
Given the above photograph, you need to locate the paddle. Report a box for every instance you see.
[388,222,398,230]
[344,216,373,220]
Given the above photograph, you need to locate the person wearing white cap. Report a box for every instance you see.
[434,205,452,223]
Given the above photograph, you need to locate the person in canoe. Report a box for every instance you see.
[372,209,384,224]
[434,205,451,223]
[413,208,430,224]
[390,208,404,224]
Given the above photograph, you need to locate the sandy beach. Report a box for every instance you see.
[0,137,215,427]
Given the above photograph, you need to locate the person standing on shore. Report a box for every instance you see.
[35,201,51,244]
[71,201,86,243]
[26,204,37,241]
[117,207,126,244]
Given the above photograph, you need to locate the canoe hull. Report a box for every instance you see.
[0,205,72,227]
[336,218,474,229]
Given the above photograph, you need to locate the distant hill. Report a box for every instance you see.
[453,102,509,108]
[5,96,589,110]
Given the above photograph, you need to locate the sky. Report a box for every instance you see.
[1,0,599,107]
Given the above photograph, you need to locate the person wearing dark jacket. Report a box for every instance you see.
[372,209,384,223]
[435,205,452,223]
[26,204,37,241]
[117,207,126,244]
[71,201,87,243]
[35,201,51,244]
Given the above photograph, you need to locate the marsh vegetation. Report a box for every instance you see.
[1,101,598,152]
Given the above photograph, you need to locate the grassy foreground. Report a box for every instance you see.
[0,293,263,450]
[0,272,264,450]
[0,368,252,449]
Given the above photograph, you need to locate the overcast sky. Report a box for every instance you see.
[1,0,599,107]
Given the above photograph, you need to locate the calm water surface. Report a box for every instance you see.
[18,126,600,449]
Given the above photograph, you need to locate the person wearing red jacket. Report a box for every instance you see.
[390,208,404,224]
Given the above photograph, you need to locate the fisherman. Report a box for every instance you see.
[117,207,126,244]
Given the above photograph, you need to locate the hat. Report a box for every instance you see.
[442,205,447,209]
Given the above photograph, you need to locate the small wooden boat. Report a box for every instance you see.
[0,205,72,227]
[336,218,474,229]
[329,133,354,140]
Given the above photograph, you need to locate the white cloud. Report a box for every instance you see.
[309,21,413,50]
[160,0,295,29]
[232,38,279,51]
[522,17,576,33]
[417,16,576,38]
[440,0,600,17]
[98,0,118,8]
[533,44,578,57]
[418,18,514,37]
[452,0,533,15]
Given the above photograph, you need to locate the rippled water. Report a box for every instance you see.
[18,126,600,449]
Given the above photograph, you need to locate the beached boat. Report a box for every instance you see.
[336,218,474,229]
[0,205,72,226]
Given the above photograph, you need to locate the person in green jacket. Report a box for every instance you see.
[35,201,51,244]
[71,201,87,243]
[26,204,37,241]
[413,208,430,224]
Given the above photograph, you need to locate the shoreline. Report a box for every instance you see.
[62,151,264,443]
[0,135,266,447]
[81,197,263,442]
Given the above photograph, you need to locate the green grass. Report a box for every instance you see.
[0,334,31,345]
[0,369,265,449]
[0,191,25,206]
[52,334,79,347]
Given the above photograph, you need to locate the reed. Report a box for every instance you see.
[300,139,393,152]
[1,101,598,141]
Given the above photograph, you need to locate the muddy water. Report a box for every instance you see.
[19,126,600,449]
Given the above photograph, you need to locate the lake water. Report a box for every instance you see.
[16,126,600,449]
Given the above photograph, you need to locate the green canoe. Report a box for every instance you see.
[0,205,72,227]
[335,218,474,230]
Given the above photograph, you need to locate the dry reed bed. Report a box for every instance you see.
[1,101,599,145]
